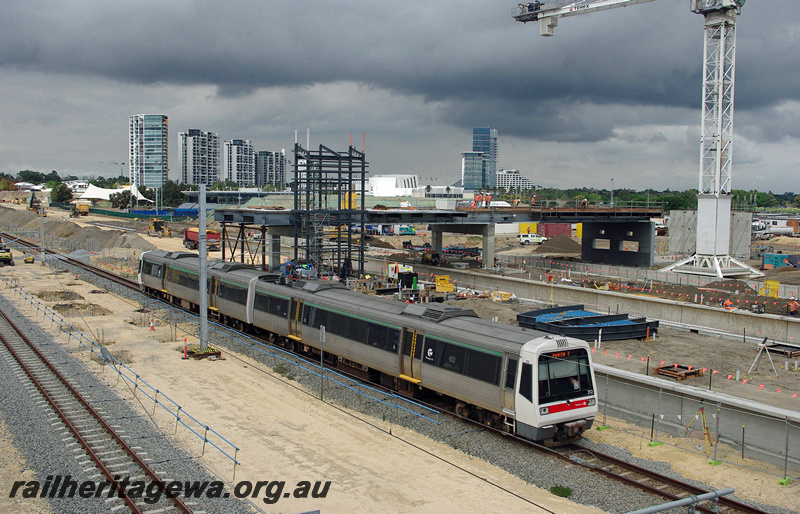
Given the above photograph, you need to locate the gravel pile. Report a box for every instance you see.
[0,293,254,514]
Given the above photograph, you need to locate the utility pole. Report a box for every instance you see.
[198,184,209,349]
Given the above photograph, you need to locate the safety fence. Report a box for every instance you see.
[0,272,242,478]
[595,368,800,481]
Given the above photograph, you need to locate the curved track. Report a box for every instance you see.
[1,232,771,513]
[0,306,192,513]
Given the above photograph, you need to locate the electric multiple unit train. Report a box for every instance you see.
[139,250,597,445]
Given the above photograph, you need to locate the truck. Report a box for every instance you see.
[183,227,221,251]
[752,221,794,240]
[27,193,45,215]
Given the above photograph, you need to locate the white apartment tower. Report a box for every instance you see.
[179,129,220,185]
[223,139,255,186]
[495,169,535,191]
[129,114,169,189]
[255,149,286,188]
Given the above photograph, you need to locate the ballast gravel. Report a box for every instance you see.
[0,293,254,514]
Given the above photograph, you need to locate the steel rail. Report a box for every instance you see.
[0,307,192,513]
[3,230,768,513]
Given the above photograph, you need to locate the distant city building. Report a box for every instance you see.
[223,139,255,186]
[179,129,220,185]
[129,114,169,189]
[473,127,498,187]
[495,169,535,191]
[369,175,419,196]
[461,151,485,190]
[255,149,286,188]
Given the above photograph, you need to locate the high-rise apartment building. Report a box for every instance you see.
[495,169,535,191]
[461,151,485,190]
[179,129,220,185]
[255,149,286,188]
[223,139,255,186]
[472,127,498,188]
[129,114,169,189]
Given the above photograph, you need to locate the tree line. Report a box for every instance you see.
[1,169,797,210]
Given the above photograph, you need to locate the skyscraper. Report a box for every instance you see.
[179,129,220,185]
[129,114,169,189]
[461,151,485,190]
[223,139,255,186]
[255,149,286,188]
[472,127,498,188]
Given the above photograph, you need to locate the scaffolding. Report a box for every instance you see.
[293,143,367,278]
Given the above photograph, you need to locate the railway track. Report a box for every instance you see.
[0,232,773,513]
[0,306,192,513]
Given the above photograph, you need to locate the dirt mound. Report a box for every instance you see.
[0,206,155,252]
[535,235,581,254]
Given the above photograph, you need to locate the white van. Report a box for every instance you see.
[516,233,547,245]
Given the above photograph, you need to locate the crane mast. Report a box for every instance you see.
[513,0,757,278]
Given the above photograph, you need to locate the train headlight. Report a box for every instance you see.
[588,398,596,406]
[539,406,549,415]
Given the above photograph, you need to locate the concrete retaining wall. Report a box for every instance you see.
[596,365,800,473]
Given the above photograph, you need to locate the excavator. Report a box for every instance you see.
[147,219,170,238]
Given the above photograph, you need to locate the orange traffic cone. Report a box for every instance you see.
[149,319,155,331]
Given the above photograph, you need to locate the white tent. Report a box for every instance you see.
[79,184,152,202]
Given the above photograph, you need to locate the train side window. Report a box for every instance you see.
[327,313,347,336]
[387,328,400,353]
[439,343,466,374]
[268,297,288,317]
[254,292,269,312]
[505,358,518,389]
[142,261,153,275]
[465,349,501,385]
[314,309,329,329]
[346,317,367,342]
[519,363,533,403]
[367,323,388,350]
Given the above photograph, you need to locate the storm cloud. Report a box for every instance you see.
[0,0,797,191]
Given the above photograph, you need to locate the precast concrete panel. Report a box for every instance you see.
[581,221,654,268]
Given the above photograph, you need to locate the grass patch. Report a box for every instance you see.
[549,485,572,498]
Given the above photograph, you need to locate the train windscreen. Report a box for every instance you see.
[537,349,593,404]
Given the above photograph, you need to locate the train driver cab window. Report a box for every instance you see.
[538,350,592,404]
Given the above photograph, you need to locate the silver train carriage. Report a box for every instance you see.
[139,250,597,445]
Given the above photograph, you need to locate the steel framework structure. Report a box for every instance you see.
[292,143,367,278]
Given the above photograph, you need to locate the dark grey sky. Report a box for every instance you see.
[0,0,797,191]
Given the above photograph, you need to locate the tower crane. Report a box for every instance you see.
[514,0,757,278]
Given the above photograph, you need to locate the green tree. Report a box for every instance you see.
[50,183,73,204]
[16,170,45,184]
[109,190,131,210]
[43,170,61,183]
[0,177,18,191]
[161,180,192,207]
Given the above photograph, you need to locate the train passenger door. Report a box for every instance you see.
[208,276,219,312]
[288,299,303,341]
[399,328,423,383]
[501,357,518,415]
